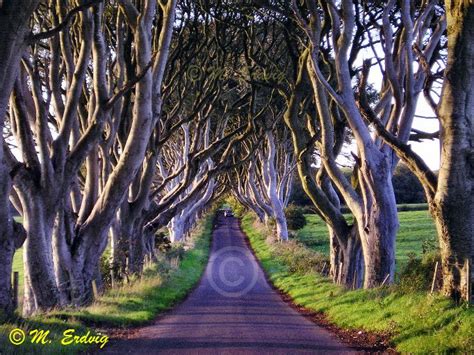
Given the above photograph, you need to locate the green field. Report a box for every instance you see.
[12,247,23,291]
[296,210,437,270]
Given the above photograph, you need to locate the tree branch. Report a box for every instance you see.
[28,0,103,43]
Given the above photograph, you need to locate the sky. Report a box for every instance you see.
[339,97,441,171]
[410,98,440,170]
[358,44,442,171]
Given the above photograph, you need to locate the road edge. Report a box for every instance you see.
[238,217,397,353]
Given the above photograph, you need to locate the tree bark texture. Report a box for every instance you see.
[434,0,474,302]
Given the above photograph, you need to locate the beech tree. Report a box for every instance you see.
[108,3,228,274]
[294,0,445,287]
[247,0,445,287]
[363,0,472,302]
[2,0,178,314]
[230,122,294,241]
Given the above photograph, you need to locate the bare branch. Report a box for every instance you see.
[28,0,103,43]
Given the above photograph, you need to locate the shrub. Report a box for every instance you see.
[285,204,307,230]
[155,231,172,253]
[392,164,427,204]
[397,203,428,212]
[167,243,186,261]
[99,254,114,289]
[271,240,328,274]
[398,251,440,293]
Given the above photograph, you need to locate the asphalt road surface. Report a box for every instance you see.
[103,214,353,354]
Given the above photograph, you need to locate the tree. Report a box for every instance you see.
[289,0,445,288]
[360,0,472,302]
[2,0,178,314]
[244,0,444,288]
[434,0,473,302]
[0,0,39,317]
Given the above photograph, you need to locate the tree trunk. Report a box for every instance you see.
[111,204,133,278]
[52,206,75,305]
[356,159,399,288]
[129,219,146,274]
[69,228,109,306]
[330,226,363,287]
[64,0,177,306]
[264,131,289,241]
[434,0,474,302]
[0,148,19,316]
[169,216,185,243]
[20,190,60,315]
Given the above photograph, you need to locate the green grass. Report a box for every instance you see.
[243,213,474,353]
[297,210,437,270]
[12,247,23,294]
[1,215,213,354]
[11,217,24,307]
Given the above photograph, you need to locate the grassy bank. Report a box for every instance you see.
[242,213,474,353]
[0,215,213,354]
[297,210,437,270]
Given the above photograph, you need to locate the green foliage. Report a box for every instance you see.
[242,213,474,354]
[99,253,114,289]
[155,231,172,253]
[392,164,427,204]
[398,252,440,293]
[284,204,307,230]
[224,196,246,217]
[288,179,312,206]
[271,240,328,274]
[167,243,186,261]
[397,203,429,212]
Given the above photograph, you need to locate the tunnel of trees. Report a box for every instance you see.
[0,0,472,317]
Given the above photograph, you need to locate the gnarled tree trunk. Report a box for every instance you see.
[263,131,289,241]
[18,186,60,315]
[434,0,474,302]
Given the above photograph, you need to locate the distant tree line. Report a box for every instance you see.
[290,164,429,207]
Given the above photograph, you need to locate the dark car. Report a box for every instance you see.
[224,210,234,217]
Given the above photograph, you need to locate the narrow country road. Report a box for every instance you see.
[103,214,353,354]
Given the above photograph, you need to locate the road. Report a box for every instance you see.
[103,214,353,354]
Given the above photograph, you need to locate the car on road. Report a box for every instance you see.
[224,210,234,217]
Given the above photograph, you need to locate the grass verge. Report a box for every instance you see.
[0,214,213,354]
[242,212,474,353]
